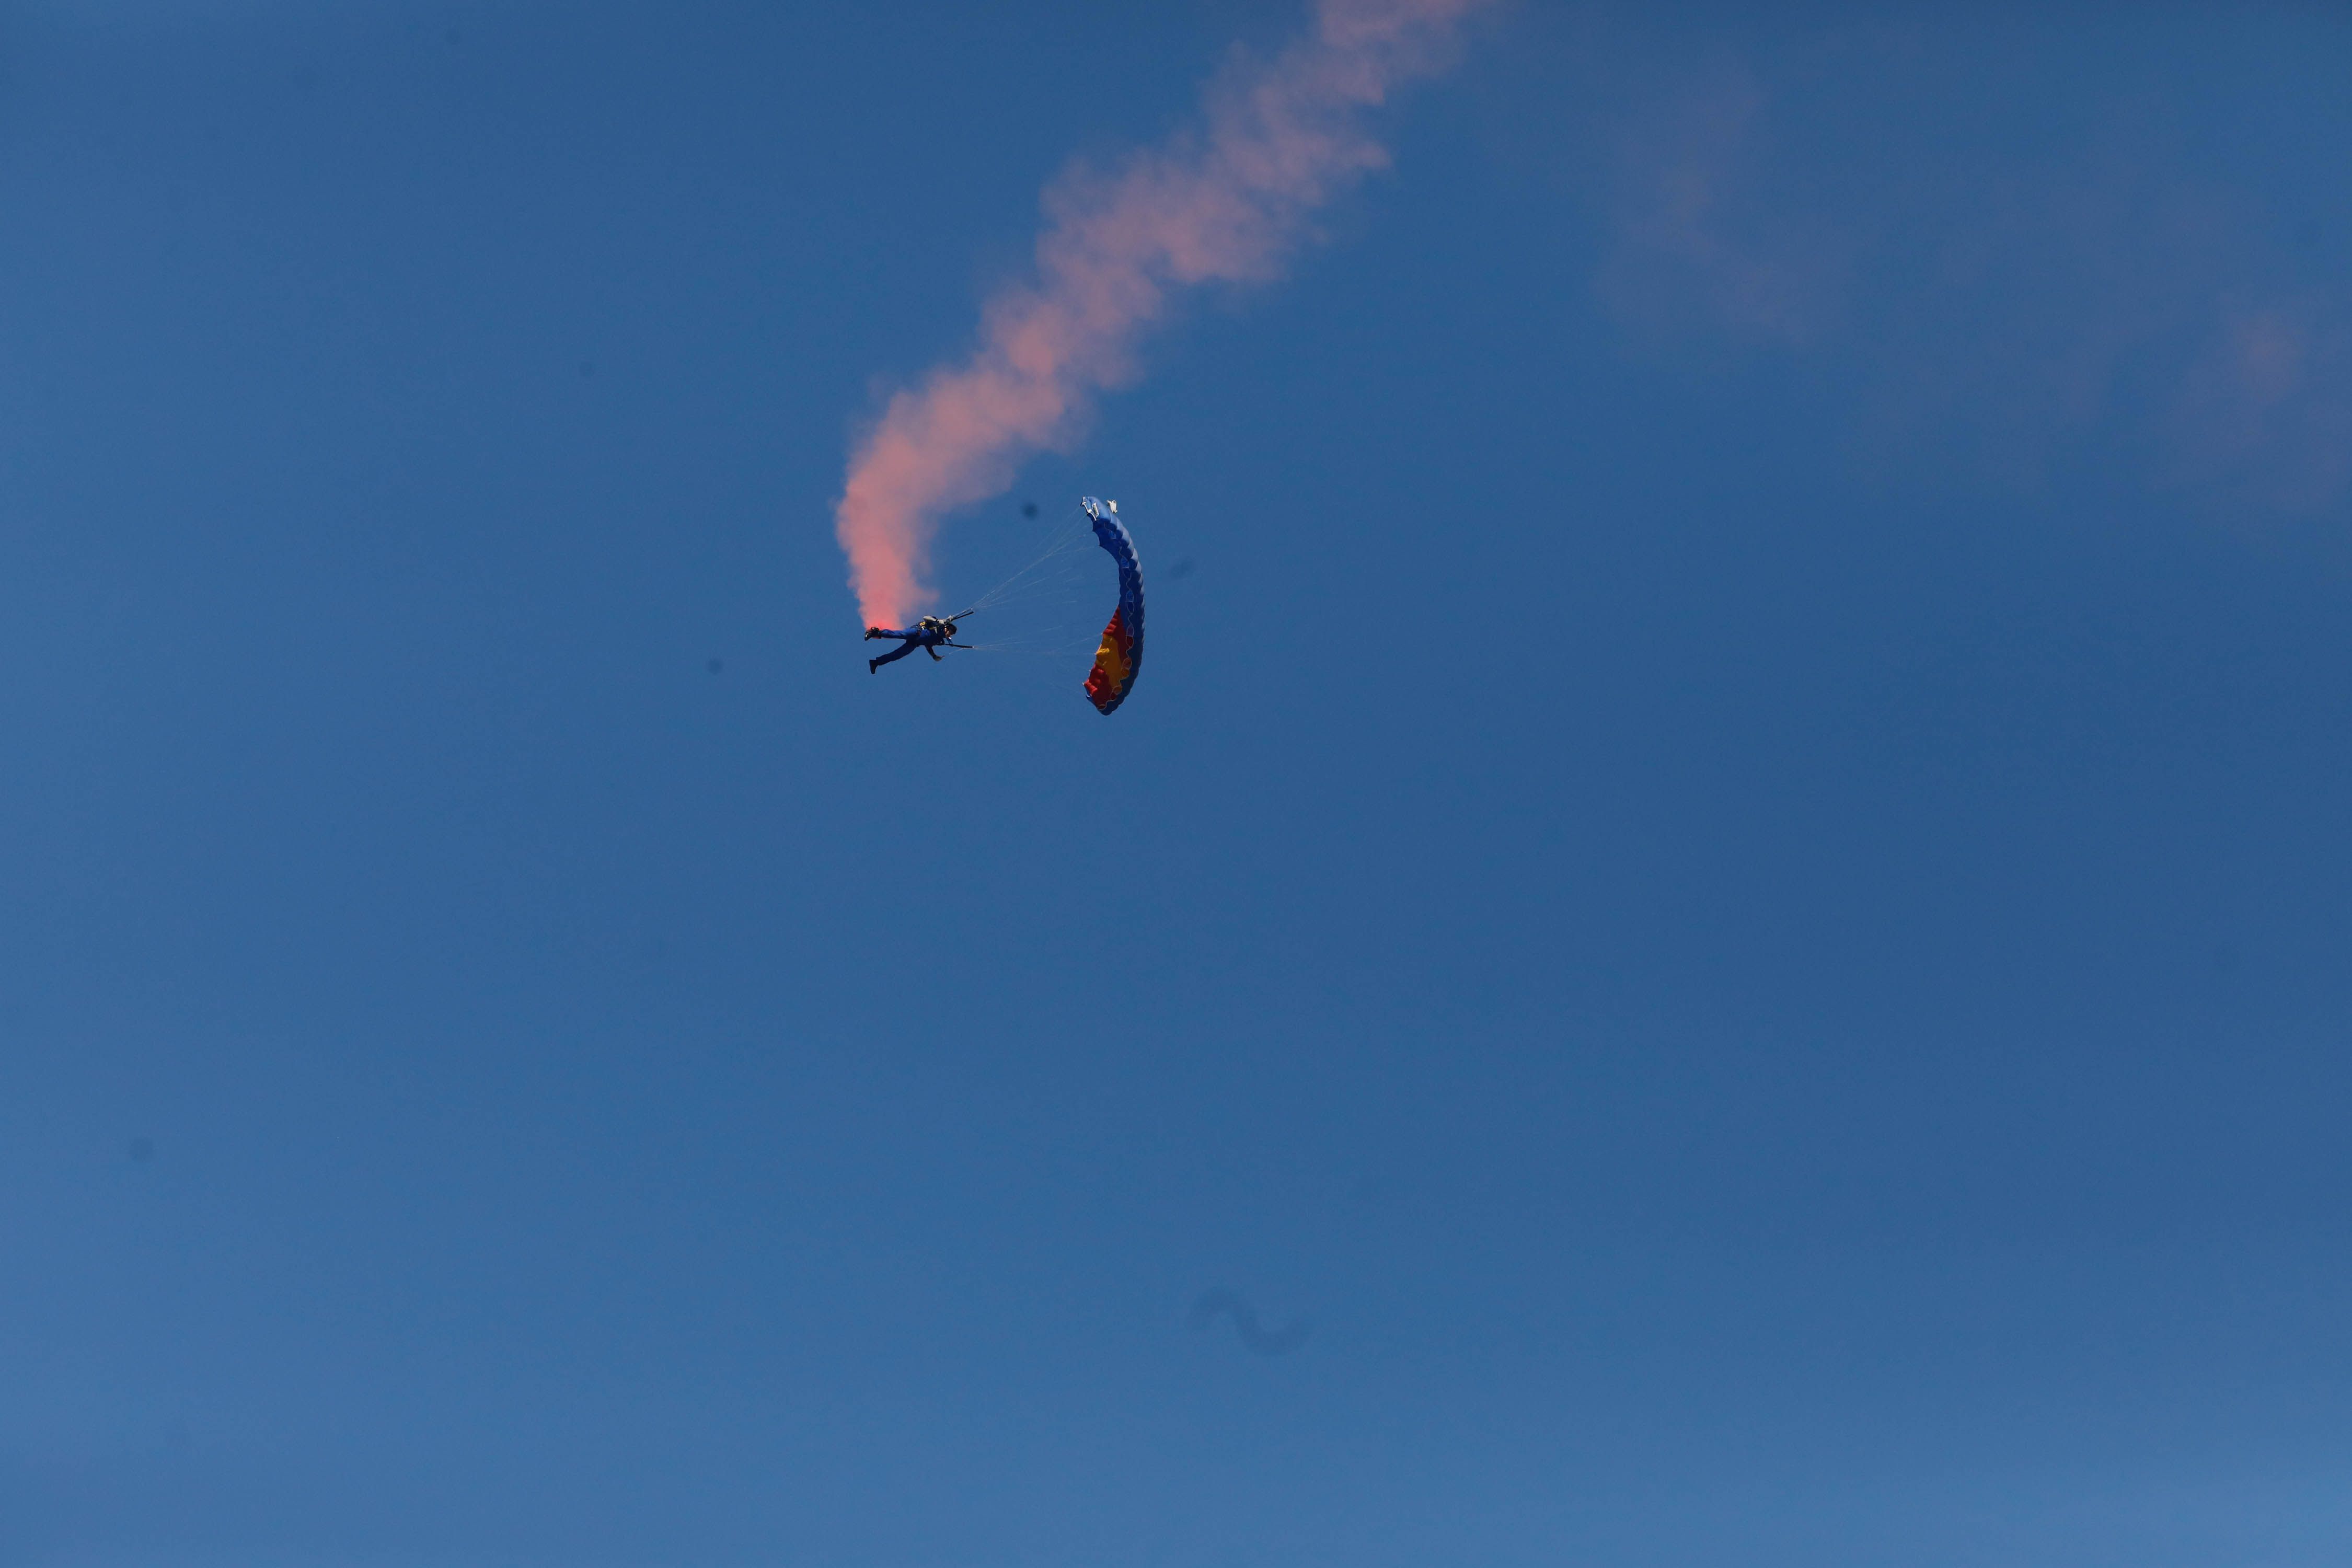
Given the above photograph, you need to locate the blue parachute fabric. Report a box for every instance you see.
[1080,496,1144,715]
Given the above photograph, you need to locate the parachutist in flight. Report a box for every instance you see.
[864,614,970,673]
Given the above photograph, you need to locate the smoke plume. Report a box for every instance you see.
[834,0,1488,629]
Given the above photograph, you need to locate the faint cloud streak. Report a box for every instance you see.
[1563,20,2352,517]
[2172,299,2352,514]
[1594,58,1845,348]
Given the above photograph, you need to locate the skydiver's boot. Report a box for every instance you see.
[868,657,881,674]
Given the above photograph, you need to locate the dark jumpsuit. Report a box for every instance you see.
[867,625,951,671]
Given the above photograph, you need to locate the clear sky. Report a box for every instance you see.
[5,3,2351,1564]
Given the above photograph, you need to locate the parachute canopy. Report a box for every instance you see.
[1081,496,1144,715]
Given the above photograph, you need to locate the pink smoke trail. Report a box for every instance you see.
[835,0,1489,630]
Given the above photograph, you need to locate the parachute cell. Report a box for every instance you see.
[1081,497,1145,715]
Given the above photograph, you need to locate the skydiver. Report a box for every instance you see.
[864,614,967,673]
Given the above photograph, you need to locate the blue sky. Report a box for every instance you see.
[4,3,2351,1564]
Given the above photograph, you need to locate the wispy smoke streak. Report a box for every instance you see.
[835,0,1487,629]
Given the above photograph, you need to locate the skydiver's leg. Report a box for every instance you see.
[869,639,924,670]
